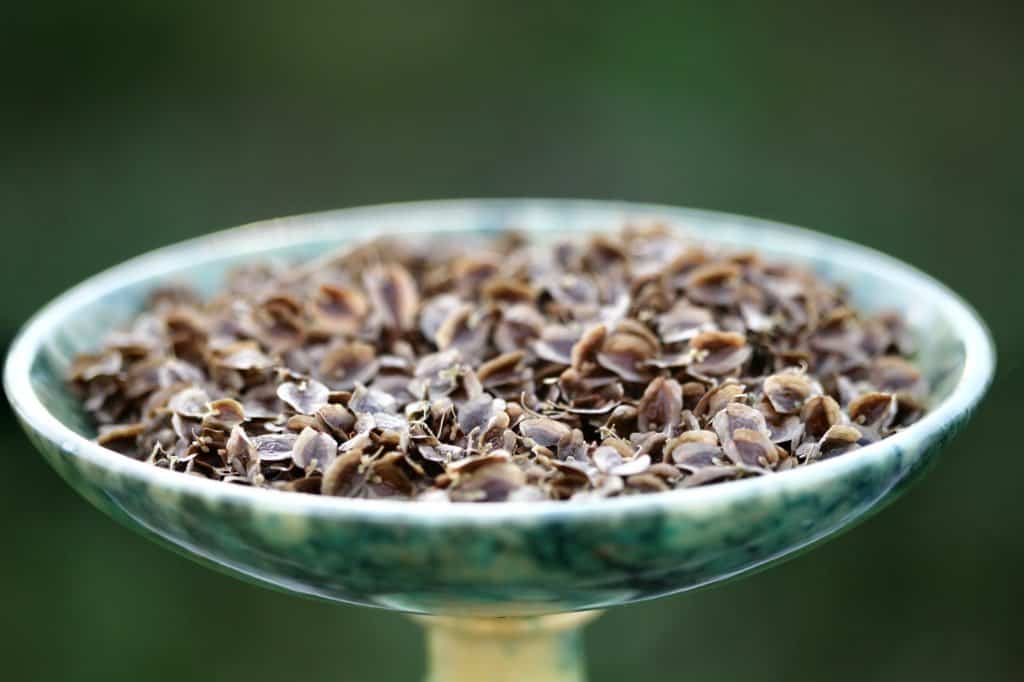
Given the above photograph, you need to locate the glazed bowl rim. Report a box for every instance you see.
[3,198,996,523]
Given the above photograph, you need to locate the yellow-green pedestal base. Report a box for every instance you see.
[415,611,602,682]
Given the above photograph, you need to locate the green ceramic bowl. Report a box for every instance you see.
[4,200,995,682]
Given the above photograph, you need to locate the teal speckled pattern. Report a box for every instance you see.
[4,200,995,617]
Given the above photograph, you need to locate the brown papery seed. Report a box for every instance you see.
[277,379,331,415]
[689,331,751,376]
[519,417,572,448]
[364,263,419,332]
[801,395,842,440]
[291,427,338,471]
[637,377,683,433]
[320,342,379,390]
[311,284,368,335]
[763,372,813,414]
[321,449,364,496]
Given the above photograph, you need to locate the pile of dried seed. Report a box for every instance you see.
[70,224,928,502]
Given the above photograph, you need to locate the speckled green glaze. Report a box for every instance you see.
[5,199,995,620]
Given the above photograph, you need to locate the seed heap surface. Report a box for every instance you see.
[71,225,928,502]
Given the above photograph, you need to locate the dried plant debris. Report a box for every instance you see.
[70,224,929,502]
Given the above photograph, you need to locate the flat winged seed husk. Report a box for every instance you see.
[321,449,364,496]
[253,433,298,461]
[817,425,864,459]
[519,417,571,448]
[762,372,814,414]
[723,428,780,469]
[848,391,896,426]
[311,284,368,336]
[364,264,419,332]
[167,386,210,417]
[688,331,751,377]
[277,379,330,415]
[72,224,929,501]
[657,301,715,343]
[637,377,683,432]
[801,395,842,441]
[291,427,338,472]
[319,341,379,389]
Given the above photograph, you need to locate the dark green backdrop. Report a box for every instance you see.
[2,2,1020,680]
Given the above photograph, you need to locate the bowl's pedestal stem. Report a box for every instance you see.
[414,611,602,682]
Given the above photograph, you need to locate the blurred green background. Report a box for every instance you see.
[2,2,1021,680]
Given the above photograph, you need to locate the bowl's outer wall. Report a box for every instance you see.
[22,410,948,615]
[8,200,991,616]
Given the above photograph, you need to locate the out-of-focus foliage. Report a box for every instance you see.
[2,2,1020,680]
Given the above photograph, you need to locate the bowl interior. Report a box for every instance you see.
[6,199,993,615]
[27,200,969,439]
